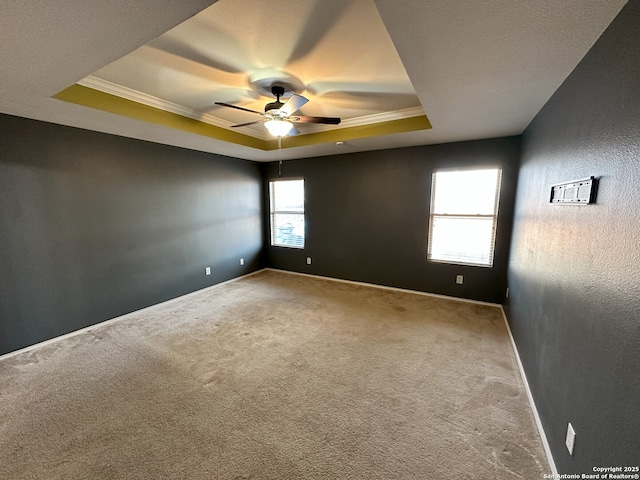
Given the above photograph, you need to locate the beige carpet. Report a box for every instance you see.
[0,270,548,479]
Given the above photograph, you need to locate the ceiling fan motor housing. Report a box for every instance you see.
[264,101,284,115]
[265,86,286,115]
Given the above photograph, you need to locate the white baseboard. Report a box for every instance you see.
[0,269,266,362]
[500,306,558,476]
[266,268,501,307]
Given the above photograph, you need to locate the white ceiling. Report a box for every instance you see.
[0,0,627,162]
[84,0,423,140]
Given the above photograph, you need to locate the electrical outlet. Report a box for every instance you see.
[205,267,211,276]
[240,258,244,266]
[456,275,463,285]
[306,257,312,265]
[565,423,576,455]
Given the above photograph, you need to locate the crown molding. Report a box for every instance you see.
[78,76,274,140]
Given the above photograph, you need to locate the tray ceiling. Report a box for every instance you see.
[0,0,628,161]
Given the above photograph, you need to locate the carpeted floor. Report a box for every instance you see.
[0,270,549,479]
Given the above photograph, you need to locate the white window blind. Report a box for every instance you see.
[269,179,305,248]
[427,168,502,267]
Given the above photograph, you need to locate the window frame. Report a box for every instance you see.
[269,177,306,249]
[427,167,502,268]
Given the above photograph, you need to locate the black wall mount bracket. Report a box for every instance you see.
[550,176,597,204]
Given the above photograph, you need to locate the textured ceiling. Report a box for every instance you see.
[79,0,424,141]
[0,0,628,162]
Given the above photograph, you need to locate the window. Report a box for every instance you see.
[427,168,502,267]
[269,178,305,248]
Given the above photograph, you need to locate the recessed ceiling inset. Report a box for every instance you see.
[55,0,430,150]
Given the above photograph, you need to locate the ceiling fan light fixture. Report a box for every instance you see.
[264,118,293,137]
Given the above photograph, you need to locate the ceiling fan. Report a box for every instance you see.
[215,86,341,137]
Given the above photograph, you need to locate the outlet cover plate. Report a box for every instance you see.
[565,422,576,455]
[456,275,463,285]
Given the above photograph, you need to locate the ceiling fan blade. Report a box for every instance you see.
[280,94,309,116]
[215,102,264,116]
[149,23,252,74]
[231,120,265,128]
[286,3,351,63]
[307,81,417,97]
[288,126,300,136]
[293,115,341,125]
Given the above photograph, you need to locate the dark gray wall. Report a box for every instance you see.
[265,137,520,304]
[0,114,264,356]
[506,1,640,473]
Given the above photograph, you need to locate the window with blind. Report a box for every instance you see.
[427,168,502,267]
[269,178,305,248]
